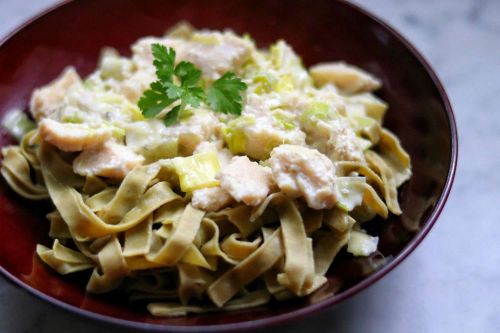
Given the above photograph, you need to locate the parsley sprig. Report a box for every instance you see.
[138,43,247,126]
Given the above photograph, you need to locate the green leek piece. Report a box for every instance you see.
[222,115,255,154]
[273,111,296,130]
[252,73,276,94]
[347,230,378,256]
[299,101,334,126]
[173,151,221,192]
[2,109,36,141]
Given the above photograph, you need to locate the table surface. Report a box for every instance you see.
[1,0,499,332]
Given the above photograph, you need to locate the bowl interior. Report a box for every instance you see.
[0,0,455,331]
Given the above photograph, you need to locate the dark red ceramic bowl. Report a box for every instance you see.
[0,0,457,332]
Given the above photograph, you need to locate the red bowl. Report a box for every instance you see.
[0,0,457,331]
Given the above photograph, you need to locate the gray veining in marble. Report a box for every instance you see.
[1,0,499,332]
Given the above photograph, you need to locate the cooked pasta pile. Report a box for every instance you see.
[0,23,411,316]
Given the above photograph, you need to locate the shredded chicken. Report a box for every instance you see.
[38,118,111,152]
[30,67,81,120]
[132,31,253,80]
[219,156,274,206]
[269,144,338,209]
[191,187,233,212]
[73,141,144,178]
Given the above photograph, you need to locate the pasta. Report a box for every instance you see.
[0,23,411,316]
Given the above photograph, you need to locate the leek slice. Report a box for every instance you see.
[299,101,337,126]
[2,109,36,141]
[347,230,378,256]
[173,151,221,192]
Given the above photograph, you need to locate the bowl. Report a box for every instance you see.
[0,0,457,331]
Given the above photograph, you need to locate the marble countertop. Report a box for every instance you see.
[1,0,499,332]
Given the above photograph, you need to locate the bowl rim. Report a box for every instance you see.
[0,0,458,332]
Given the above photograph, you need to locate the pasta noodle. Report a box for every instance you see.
[0,25,412,316]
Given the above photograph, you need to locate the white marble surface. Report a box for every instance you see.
[1,0,499,332]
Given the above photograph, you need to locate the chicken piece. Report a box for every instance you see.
[132,31,253,80]
[269,145,338,210]
[243,118,306,160]
[175,112,223,155]
[219,156,274,206]
[310,62,381,93]
[299,98,364,163]
[38,118,112,152]
[30,67,82,121]
[180,31,253,79]
[73,141,144,179]
[303,118,365,162]
[191,186,233,212]
[326,120,365,162]
[131,36,185,68]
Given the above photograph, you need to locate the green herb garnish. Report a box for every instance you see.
[207,72,247,116]
[138,43,247,126]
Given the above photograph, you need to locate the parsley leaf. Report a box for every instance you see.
[182,87,205,109]
[152,44,175,82]
[207,72,247,115]
[138,81,175,118]
[175,61,202,87]
[164,81,183,100]
[163,105,181,126]
[138,43,247,126]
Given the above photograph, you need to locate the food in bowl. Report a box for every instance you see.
[1,23,411,316]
